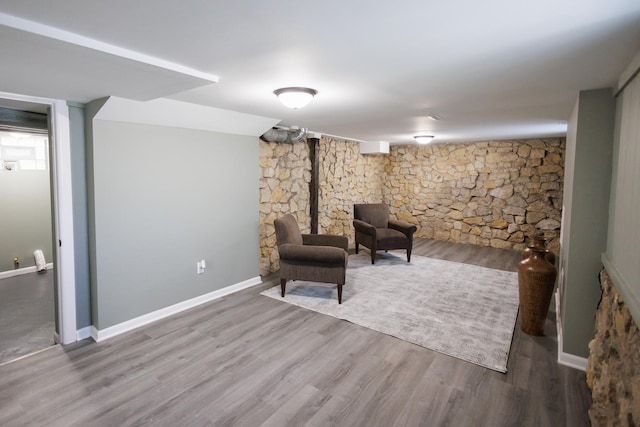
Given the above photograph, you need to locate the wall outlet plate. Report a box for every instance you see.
[196,260,205,274]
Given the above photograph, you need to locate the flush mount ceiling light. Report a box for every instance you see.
[414,135,435,144]
[273,87,318,109]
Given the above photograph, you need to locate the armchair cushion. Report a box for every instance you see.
[274,213,303,246]
[375,228,411,247]
[278,243,347,265]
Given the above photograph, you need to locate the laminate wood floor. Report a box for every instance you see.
[0,271,55,364]
[0,239,592,426]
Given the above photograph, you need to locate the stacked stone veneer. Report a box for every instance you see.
[317,138,386,236]
[587,270,640,426]
[259,137,564,275]
[259,137,385,274]
[385,139,564,253]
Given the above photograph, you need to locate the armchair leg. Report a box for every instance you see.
[407,248,412,263]
[337,284,343,304]
[355,242,359,254]
[371,250,376,264]
[280,278,287,297]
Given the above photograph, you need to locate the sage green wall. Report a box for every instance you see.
[604,70,640,324]
[88,119,260,329]
[0,164,53,272]
[84,98,107,329]
[560,88,615,358]
[68,103,92,328]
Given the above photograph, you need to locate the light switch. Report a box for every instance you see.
[196,260,206,274]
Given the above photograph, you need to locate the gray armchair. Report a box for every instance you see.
[353,203,417,264]
[274,214,349,303]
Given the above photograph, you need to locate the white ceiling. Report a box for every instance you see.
[1,1,639,144]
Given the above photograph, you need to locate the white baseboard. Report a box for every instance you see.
[558,351,588,371]
[0,263,55,280]
[91,276,262,342]
[76,326,92,341]
[555,290,588,371]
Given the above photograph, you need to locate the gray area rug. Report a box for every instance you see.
[261,251,519,372]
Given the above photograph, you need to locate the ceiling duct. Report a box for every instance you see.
[260,126,307,143]
[359,141,389,154]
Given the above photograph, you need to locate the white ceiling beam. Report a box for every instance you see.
[94,96,280,137]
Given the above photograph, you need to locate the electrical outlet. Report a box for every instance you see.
[196,260,206,274]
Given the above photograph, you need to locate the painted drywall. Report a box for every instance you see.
[88,119,260,329]
[604,69,640,324]
[0,163,53,272]
[68,103,91,328]
[559,88,615,358]
[84,98,106,329]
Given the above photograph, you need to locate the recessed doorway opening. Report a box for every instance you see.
[0,92,77,364]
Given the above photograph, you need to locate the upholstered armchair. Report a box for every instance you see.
[353,203,417,264]
[274,214,349,304]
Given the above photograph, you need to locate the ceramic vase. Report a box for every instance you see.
[522,234,556,266]
[518,245,557,336]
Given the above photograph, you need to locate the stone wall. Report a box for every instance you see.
[259,137,385,274]
[385,139,565,254]
[587,269,640,427]
[259,137,565,275]
[259,140,311,274]
[318,137,386,237]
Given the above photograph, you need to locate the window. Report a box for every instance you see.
[0,131,48,171]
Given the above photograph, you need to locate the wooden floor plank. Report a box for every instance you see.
[0,238,592,427]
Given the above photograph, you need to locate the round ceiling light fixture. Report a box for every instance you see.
[273,87,318,109]
[414,135,435,144]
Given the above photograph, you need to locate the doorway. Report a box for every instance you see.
[0,92,77,362]
[0,122,55,364]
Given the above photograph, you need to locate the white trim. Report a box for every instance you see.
[0,263,54,279]
[76,326,92,341]
[50,99,77,345]
[558,351,588,371]
[616,48,640,95]
[91,276,262,342]
[90,326,99,342]
[0,91,77,345]
[555,290,588,371]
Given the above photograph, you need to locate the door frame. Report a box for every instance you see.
[1,91,77,345]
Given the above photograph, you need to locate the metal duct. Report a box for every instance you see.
[260,127,307,143]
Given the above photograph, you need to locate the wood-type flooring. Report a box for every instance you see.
[0,271,55,364]
[0,238,592,426]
